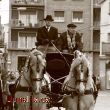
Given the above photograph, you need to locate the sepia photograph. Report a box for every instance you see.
[0,0,110,110]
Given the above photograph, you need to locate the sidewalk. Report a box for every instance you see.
[94,90,110,110]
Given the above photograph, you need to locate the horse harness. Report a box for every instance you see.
[16,52,47,92]
[64,59,94,110]
[72,60,94,95]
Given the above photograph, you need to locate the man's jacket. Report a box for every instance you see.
[58,31,83,52]
[37,26,58,46]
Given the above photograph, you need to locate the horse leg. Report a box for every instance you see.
[80,95,95,110]
[62,96,77,110]
[32,93,47,110]
[89,106,95,110]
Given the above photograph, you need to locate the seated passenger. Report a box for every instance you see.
[57,23,83,54]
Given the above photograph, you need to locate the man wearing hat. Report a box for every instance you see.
[36,15,58,52]
[58,23,83,53]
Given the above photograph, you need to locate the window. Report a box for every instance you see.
[72,11,83,23]
[18,56,27,72]
[19,10,37,27]
[18,32,36,49]
[54,11,64,22]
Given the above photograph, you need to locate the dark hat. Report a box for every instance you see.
[44,15,54,21]
[67,23,77,28]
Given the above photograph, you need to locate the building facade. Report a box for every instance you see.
[7,0,101,83]
[8,0,44,72]
[0,16,7,70]
[100,0,110,90]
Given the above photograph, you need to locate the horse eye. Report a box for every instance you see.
[43,55,46,59]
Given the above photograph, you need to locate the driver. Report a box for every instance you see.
[36,15,58,53]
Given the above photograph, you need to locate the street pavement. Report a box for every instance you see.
[94,90,110,110]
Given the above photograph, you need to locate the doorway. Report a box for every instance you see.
[18,56,27,72]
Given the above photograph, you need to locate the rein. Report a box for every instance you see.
[50,41,70,69]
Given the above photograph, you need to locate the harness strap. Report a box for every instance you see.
[76,79,87,83]
[84,90,94,94]
[31,78,43,81]
[63,89,94,96]
[16,86,32,92]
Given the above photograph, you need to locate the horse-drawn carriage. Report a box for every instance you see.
[1,49,97,110]
[44,52,97,110]
[45,52,74,108]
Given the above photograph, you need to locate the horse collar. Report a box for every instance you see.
[31,77,43,82]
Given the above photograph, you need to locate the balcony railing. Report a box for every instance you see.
[11,19,39,28]
[8,41,18,49]
[102,42,110,54]
[11,0,44,6]
[8,41,35,49]
[93,43,100,51]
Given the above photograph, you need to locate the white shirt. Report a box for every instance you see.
[45,26,51,32]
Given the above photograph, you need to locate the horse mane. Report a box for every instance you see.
[69,53,92,79]
[30,48,44,57]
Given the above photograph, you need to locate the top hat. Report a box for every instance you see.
[67,23,77,28]
[44,15,54,21]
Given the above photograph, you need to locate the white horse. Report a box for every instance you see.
[62,50,95,110]
[14,48,50,110]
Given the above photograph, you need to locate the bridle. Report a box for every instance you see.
[74,61,88,84]
[29,52,46,82]
[16,52,46,93]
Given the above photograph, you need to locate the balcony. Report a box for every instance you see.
[11,19,21,27]
[11,19,40,28]
[93,43,100,51]
[11,0,44,6]
[102,42,110,54]
[8,41,18,49]
[8,41,35,50]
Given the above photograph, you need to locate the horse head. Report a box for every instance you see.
[70,50,94,95]
[28,48,46,94]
